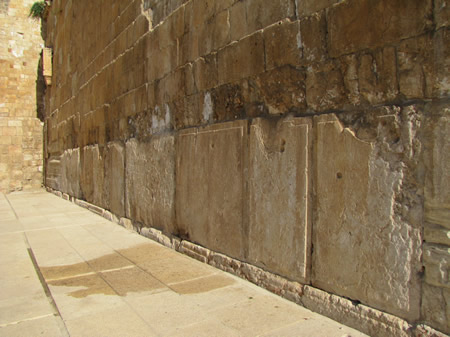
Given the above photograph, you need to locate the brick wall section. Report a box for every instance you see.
[0,0,43,192]
[43,0,449,335]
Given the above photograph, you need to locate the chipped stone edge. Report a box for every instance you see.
[45,186,448,337]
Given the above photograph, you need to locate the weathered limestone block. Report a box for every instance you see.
[421,283,450,334]
[193,54,218,91]
[80,145,105,208]
[264,19,301,70]
[60,148,81,198]
[433,28,450,98]
[312,114,421,321]
[423,243,450,289]
[424,111,450,228]
[176,120,248,259]
[218,32,265,85]
[435,0,450,29]
[245,0,295,34]
[299,11,327,64]
[306,61,345,112]
[125,136,175,234]
[424,225,450,246]
[328,0,433,57]
[104,142,125,217]
[248,117,311,283]
[296,0,339,17]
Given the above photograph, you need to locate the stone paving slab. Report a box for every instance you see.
[0,190,368,337]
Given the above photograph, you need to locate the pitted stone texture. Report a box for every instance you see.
[60,148,81,199]
[80,145,105,208]
[421,284,450,334]
[424,107,450,229]
[125,136,175,234]
[104,142,125,217]
[312,114,421,321]
[248,117,311,283]
[328,0,433,57]
[176,121,248,259]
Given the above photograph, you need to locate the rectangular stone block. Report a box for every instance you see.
[421,283,450,334]
[328,0,433,57]
[126,136,175,234]
[245,0,295,34]
[176,120,248,259]
[424,111,450,228]
[312,114,421,321]
[218,32,264,85]
[296,0,339,17]
[104,142,125,217]
[248,117,312,283]
[423,243,450,289]
[60,148,81,198]
[80,145,105,208]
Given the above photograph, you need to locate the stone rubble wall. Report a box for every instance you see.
[0,0,44,192]
[43,0,450,335]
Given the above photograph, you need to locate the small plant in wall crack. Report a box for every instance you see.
[29,0,52,19]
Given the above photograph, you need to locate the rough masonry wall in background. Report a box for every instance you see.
[43,0,450,335]
[0,0,44,192]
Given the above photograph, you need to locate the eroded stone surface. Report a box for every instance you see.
[176,120,247,259]
[248,117,311,283]
[60,148,81,198]
[125,136,175,234]
[80,145,105,208]
[312,114,421,321]
[104,142,125,217]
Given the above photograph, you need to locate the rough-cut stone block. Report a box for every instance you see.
[218,32,264,84]
[245,0,295,34]
[60,148,81,198]
[424,226,450,246]
[423,243,450,289]
[176,120,248,259]
[433,28,450,98]
[125,136,175,234]
[306,61,345,112]
[248,117,311,283]
[264,19,302,70]
[296,0,339,16]
[80,145,105,209]
[255,66,306,115]
[312,114,421,321]
[194,54,218,91]
[328,0,433,57]
[104,142,125,217]
[424,112,450,228]
[358,47,398,104]
[421,283,450,334]
[299,11,327,64]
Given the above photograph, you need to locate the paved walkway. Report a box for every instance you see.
[0,190,367,337]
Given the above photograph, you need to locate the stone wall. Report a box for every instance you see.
[0,0,44,192]
[43,0,450,335]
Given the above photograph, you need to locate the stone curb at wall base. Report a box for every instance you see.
[45,187,448,337]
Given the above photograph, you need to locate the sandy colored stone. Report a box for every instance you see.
[60,148,81,198]
[125,136,175,234]
[424,226,450,246]
[423,243,450,289]
[80,145,105,208]
[296,0,339,17]
[245,0,295,34]
[312,114,421,321]
[176,120,248,259]
[248,117,311,283]
[421,283,450,334]
[104,142,125,217]
[424,112,450,228]
[328,0,433,57]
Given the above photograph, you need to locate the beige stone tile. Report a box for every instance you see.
[259,315,368,337]
[0,293,54,326]
[65,305,158,337]
[210,294,308,336]
[169,318,243,337]
[0,315,62,337]
[125,291,210,335]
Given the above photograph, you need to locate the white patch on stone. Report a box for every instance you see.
[296,30,302,49]
[203,92,213,122]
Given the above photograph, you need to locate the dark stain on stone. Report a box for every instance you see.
[41,243,234,298]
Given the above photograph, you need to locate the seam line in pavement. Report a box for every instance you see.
[0,313,55,328]
[45,265,136,282]
[23,234,70,337]
[4,194,19,220]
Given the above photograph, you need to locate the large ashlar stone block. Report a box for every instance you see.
[60,148,81,198]
[80,145,105,208]
[248,117,312,283]
[424,110,450,228]
[421,283,450,334]
[312,114,421,321]
[176,120,248,259]
[104,142,125,217]
[125,136,175,233]
[423,243,450,289]
[328,0,433,57]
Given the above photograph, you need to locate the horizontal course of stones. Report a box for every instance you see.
[42,0,449,335]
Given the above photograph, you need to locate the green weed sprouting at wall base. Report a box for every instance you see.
[29,1,47,19]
